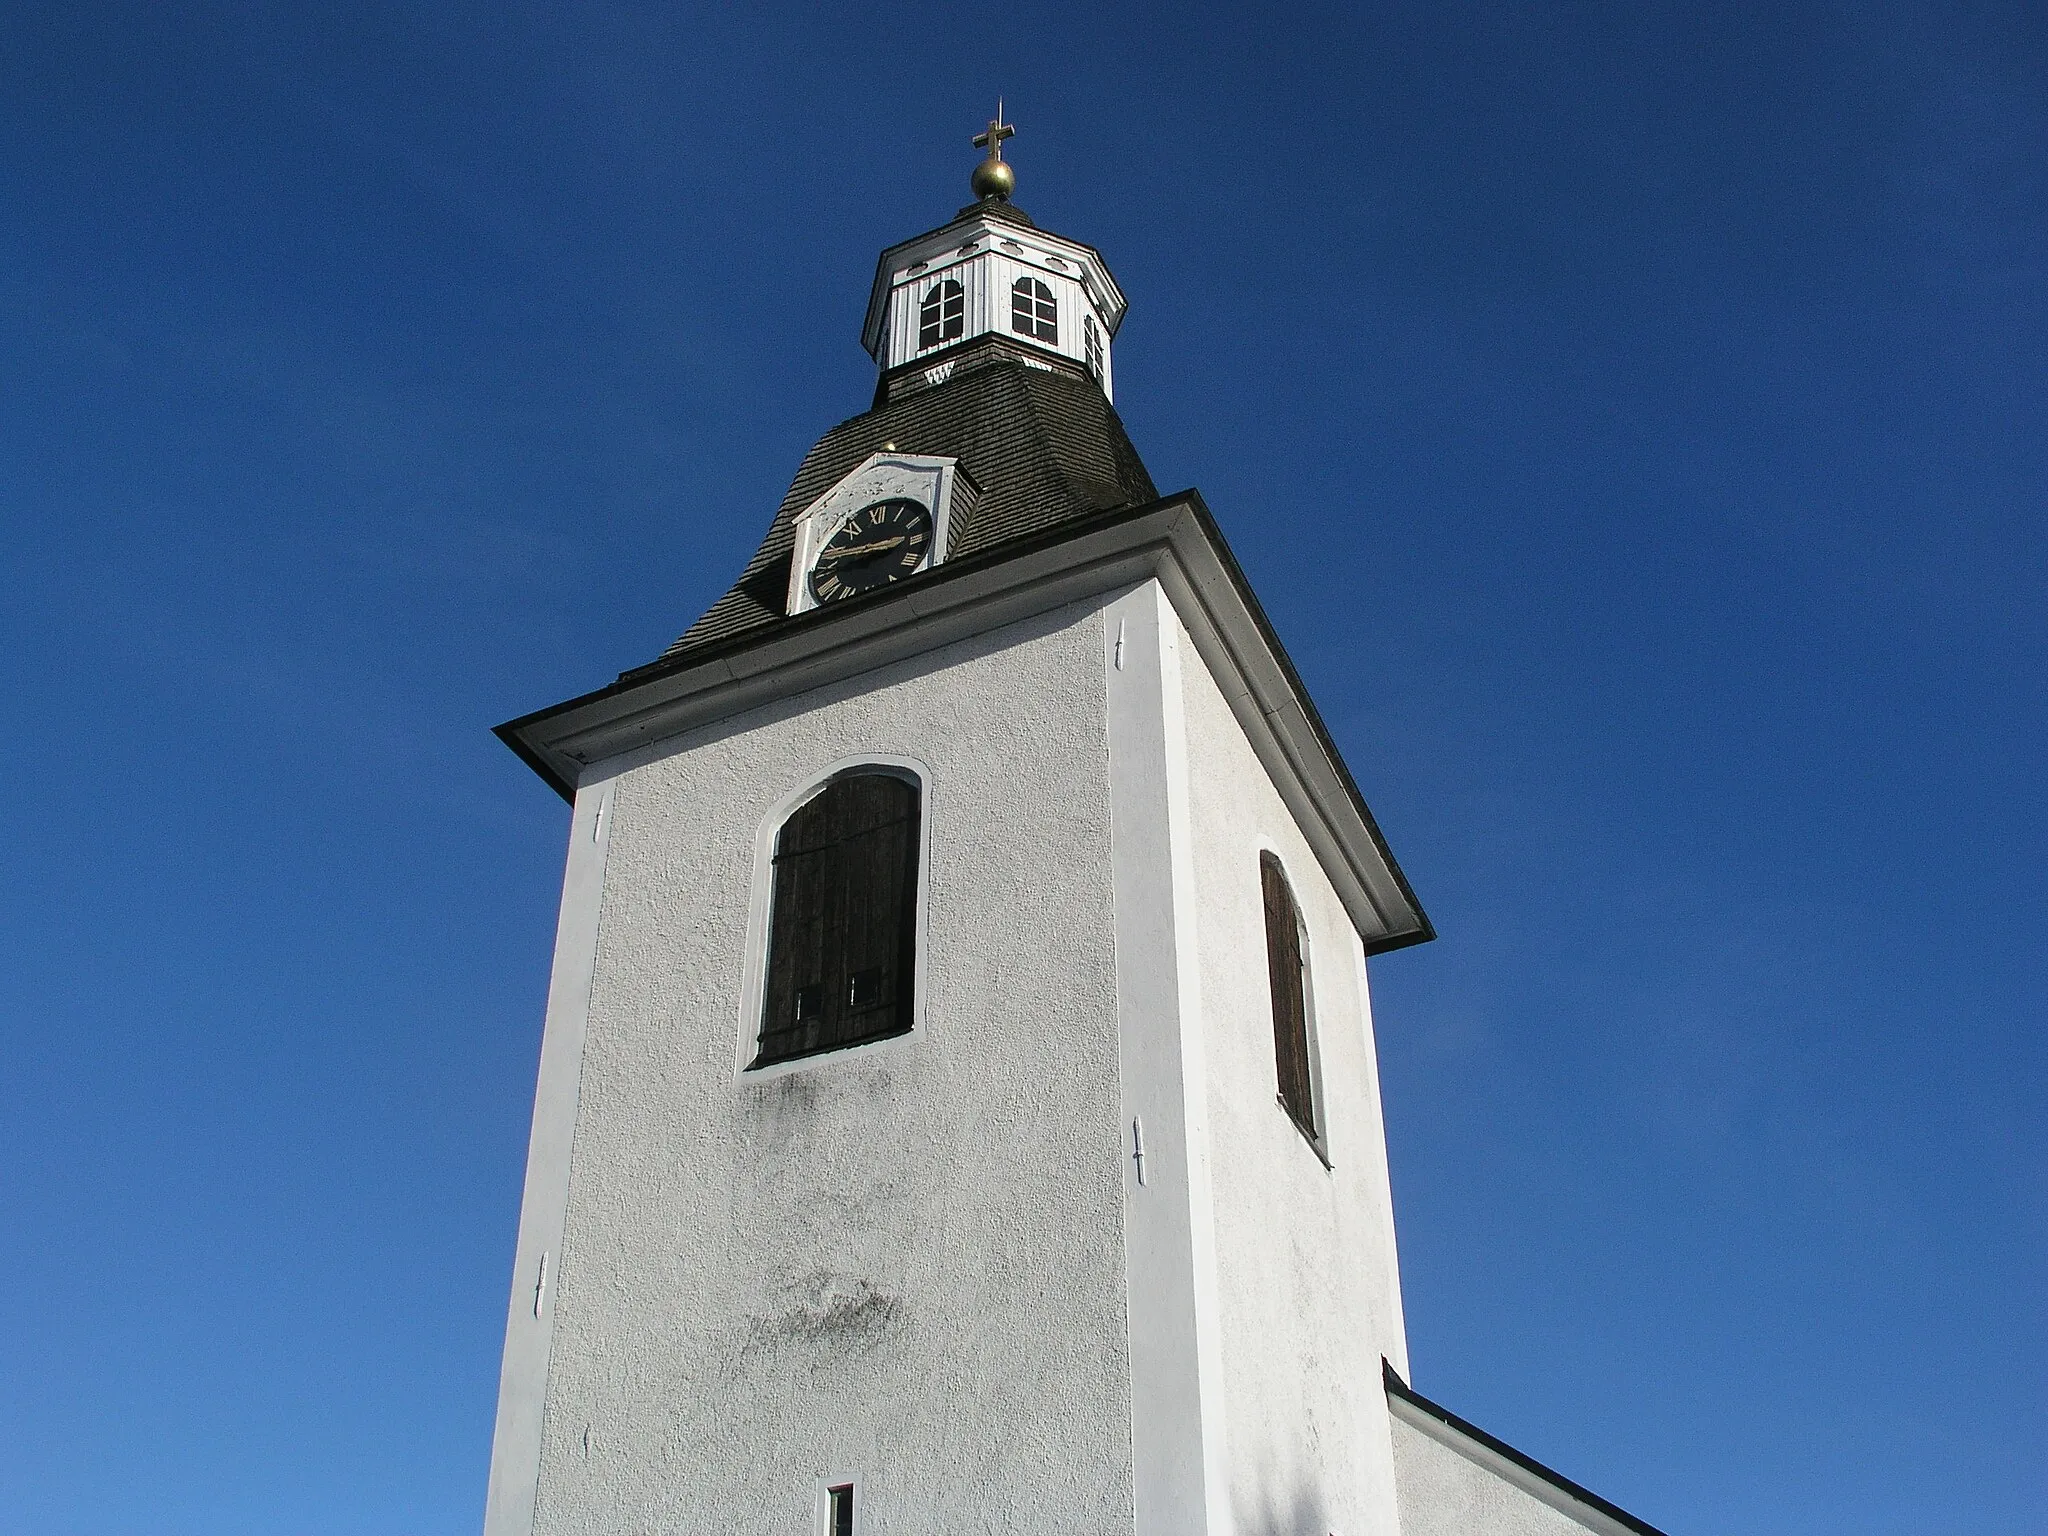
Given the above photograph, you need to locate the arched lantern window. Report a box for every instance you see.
[918,279,964,351]
[1010,276,1057,344]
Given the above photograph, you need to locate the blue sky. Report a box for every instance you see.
[2,3,2042,1532]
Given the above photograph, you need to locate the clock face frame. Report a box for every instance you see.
[808,498,933,604]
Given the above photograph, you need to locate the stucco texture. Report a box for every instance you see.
[1172,606,1410,1536]
[1390,1416,1617,1536]
[530,600,1133,1536]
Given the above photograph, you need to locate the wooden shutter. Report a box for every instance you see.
[1262,853,1315,1135]
[755,773,920,1068]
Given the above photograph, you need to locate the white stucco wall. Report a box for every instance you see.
[487,574,1433,1535]
[524,599,1135,1536]
[1171,604,1411,1536]
[1389,1414,1632,1536]
[1101,583,1235,1536]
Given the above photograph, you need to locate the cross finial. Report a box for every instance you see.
[972,101,1015,160]
[969,101,1018,200]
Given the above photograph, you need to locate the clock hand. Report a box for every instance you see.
[821,535,909,560]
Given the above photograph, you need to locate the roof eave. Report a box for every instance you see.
[1383,1363,1672,1536]
[496,493,1431,953]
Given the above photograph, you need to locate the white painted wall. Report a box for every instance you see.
[1171,604,1411,1536]
[1102,583,1233,1536]
[486,576,1423,1536]
[516,600,1135,1536]
[1389,1415,1630,1536]
[481,777,614,1536]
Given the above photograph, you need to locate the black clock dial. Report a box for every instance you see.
[809,498,933,603]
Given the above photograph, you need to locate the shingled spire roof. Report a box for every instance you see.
[636,338,1156,672]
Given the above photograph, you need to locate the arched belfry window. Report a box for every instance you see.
[918,279,964,350]
[1261,852,1317,1138]
[752,772,921,1069]
[1010,275,1057,344]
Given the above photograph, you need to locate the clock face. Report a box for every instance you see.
[809,498,933,604]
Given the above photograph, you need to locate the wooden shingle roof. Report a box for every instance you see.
[636,339,1156,674]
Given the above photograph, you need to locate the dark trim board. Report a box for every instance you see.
[1383,1361,1672,1536]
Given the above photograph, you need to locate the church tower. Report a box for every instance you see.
[482,117,1438,1536]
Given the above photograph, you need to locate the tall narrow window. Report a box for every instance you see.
[1010,275,1057,343]
[1261,852,1316,1137]
[1083,313,1103,379]
[917,279,963,350]
[754,772,920,1069]
[827,1483,855,1536]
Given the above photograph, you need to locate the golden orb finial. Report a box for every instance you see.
[970,103,1016,201]
[970,156,1015,201]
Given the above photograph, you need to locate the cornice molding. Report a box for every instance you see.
[496,493,1431,955]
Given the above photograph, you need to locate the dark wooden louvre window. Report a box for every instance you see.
[753,773,920,1069]
[1262,852,1316,1136]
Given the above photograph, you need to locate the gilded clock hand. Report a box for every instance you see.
[821,535,909,560]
